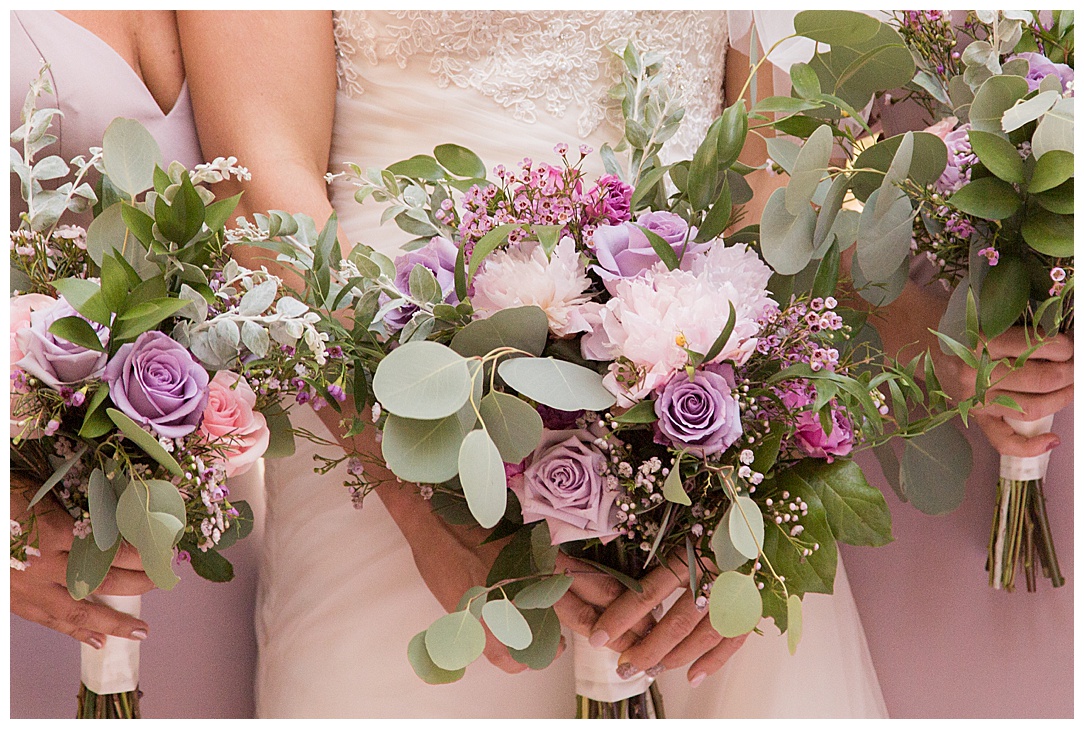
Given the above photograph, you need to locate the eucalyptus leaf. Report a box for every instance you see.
[786,125,833,216]
[760,187,816,275]
[969,75,1029,134]
[497,358,616,412]
[1031,97,1074,158]
[66,535,120,601]
[425,610,487,671]
[408,631,466,685]
[450,306,548,358]
[481,599,533,650]
[479,391,544,465]
[373,341,472,420]
[850,133,947,201]
[855,188,914,284]
[101,118,162,196]
[708,571,763,638]
[1001,89,1060,132]
[899,422,972,515]
[382,412,469,484]
[710,512,750,572]
[727,496,765,559]
[458,430,507,529]
[508,608,562,670]
[662,454,691,506]
[88,469,120,552]
[787,595,804,654]
[513,574,574,610]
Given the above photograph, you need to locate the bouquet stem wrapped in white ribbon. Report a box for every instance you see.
[573,635,661,719]
[77,595,142,718]
[988,415,1064,592]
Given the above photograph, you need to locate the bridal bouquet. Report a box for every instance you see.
[880,10,1074,591]
[9,78,325,717]
[261,18,979,719]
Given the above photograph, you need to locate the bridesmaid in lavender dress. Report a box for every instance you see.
[9,10,262,719]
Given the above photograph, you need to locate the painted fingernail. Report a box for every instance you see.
[87,637,103,650]
[589,629,610,648]
[645,664,665,678]
[689,671,707,688]
[616,662,638,680]
[1045,438,1061,452]
[130,629,148,641]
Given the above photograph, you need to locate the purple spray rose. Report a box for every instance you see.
[1010,52,1074,92]
[383,236,460,332]
[780,387,854,463]
[590,211,709,292]
[510,428,619,544]
[654,365,743,456]
[104,331,210,438]
[933,123,976,194]
[585,174,633,225]
[15,298,109,390]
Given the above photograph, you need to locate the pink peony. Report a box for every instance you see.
[509,428,620,545]
[199,371,270,477]
[471,237,593,337]
[581,243,776,404]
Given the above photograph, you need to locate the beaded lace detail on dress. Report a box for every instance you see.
[333,10,728,157]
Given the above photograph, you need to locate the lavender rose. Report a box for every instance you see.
[509,428,619,544]
[781,387,854,463]
[1010,52,1074,92]
[590,211,709,292]
[15,297,109,390]
[654,366,743,456]
[104,331,209,438]
[383,236,459,332]
[933,123,976,194]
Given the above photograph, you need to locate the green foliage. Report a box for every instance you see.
[497,357,616,412]
[948,177,1021,220]
[458,429,507,529]
[381,412,469,484]
[408,631,467,684]
[727,496,765,559]
[979,255,1031,338]
[101,118,162,196]
[425,611,487,671]
[783,460,892,547]
[479,391,544,464]
[899,422,972,515]
[373,341,473,420]
[66,535,120,600]
[450,306,548,358]
[481,599,533,650]
[708,571,763,638]
[107,409,183,476]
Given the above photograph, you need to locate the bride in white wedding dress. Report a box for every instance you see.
[185,10,887,718]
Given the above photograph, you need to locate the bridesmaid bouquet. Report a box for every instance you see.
[263,17,980,719]
[879,10,1074,591]
[9,79,326,717]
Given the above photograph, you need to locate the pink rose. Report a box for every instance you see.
[10,294,57,365]
[781,387,854,463]
[198,371,269,477]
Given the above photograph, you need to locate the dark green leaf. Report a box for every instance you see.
[612,399,658,424]
[111,298,191,341]
[759,481,837,596]
[48,316,105,352]
[717,101,748,170]
[188,548,235,582]
[811,239,841,300]
[388,155,445,181]
[29,445,88,508]
[948,177,1021,220]
[702,302,737,364]
[979,255,1031,338]
[154,173,205,244]
[120,203,156,247]
[66,535,120,600]
[786,460,893,547]
[1028,150,1074,193]
[434,144,486,179]
[52,278,111,327]
[850,132,948,201]
[694,177,732,242]
[899,423,972,515]
[793,9,881,45]
[968,130,1025,183]
[1034,179,1074,214]
[1021,210,1074,257]
[507,608,562,670]
[468,224,518,281]
[637,224,680,270]
[204,193,242,232]
[79,384,113,438]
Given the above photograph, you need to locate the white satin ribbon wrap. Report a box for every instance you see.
[80,594,141,694]
[1000,415,1056,481]
[572,633,654,703]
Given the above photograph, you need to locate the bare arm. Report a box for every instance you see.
[177,10,337,276]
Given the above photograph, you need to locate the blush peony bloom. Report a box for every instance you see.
[471,237,593,337]
[654,365,743,456]
[15,297,109,390]
[781,387,855,462]
[199,371,270,477]
[590,211,710,292]
[509,428,620,544]
[104,331,210,439]
[581,243,776,404]
[384,236,460,332]
[1010,52,1074,92]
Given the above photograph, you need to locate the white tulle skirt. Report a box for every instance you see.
[254,408,887,718]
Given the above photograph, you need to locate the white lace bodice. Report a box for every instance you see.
[332,10,728,158]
